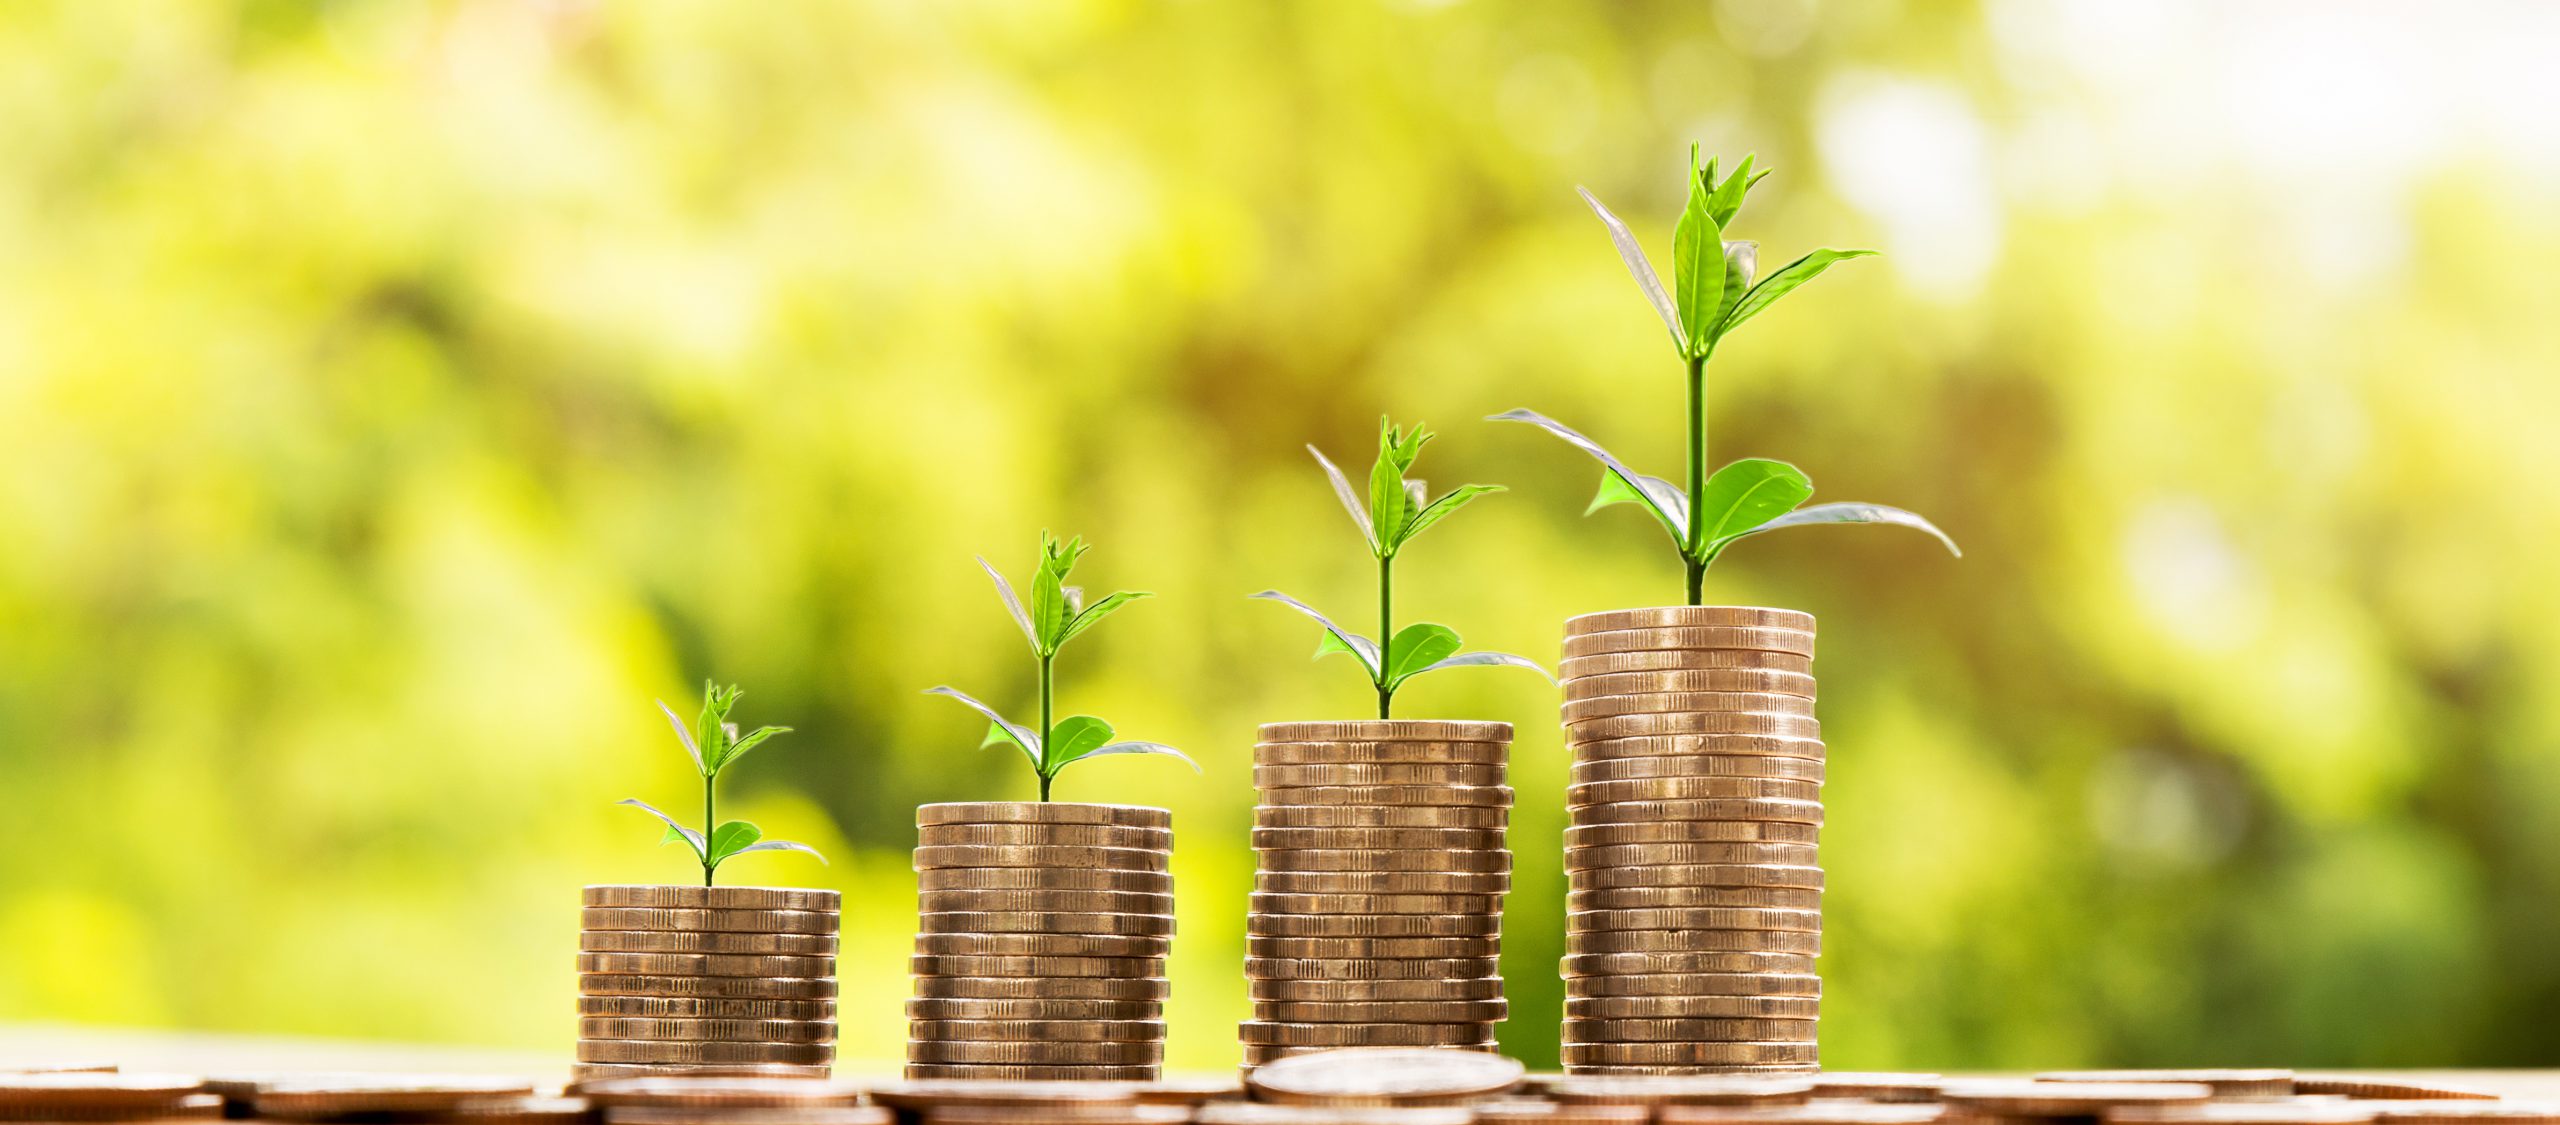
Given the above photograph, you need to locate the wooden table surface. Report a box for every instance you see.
[5,1024,2556,1097]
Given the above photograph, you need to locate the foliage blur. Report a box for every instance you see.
[5,0,2558,1072]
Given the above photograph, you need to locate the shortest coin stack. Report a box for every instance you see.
[0,1073,218,1125]
[578,1076,880,1125]
[906,802,1177,1081]
[578,884,844,1080]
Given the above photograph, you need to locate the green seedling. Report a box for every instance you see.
[1255,418,1548,719]
[619,680,825,887]
[1493,147,1958,604]
[928,533,1196,801]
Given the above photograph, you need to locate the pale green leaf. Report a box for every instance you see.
[1488,410,1689,540]
[1719,248,1877,340]
[1398,484,1501,547]
[1059,590,1150,647]
[1253,590,1381,678]
[1735,501,1962,557]
[1576,186,1683,352]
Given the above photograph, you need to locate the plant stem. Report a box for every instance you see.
[1685,352,1707,606]
[701,773,716,888]
[1376,552,1395,719]
[1037,652,1056,802]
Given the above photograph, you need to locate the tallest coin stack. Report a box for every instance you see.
[1556,606,1824,1075]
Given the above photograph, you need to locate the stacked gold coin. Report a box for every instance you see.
[1242,720,1514,1068]
[1556,606,1821,1075]
[577,885,842,1080]
[906,802,1176,1081]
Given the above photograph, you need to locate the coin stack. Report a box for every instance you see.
[1556,606,1822,1075]
[577,885,842,1080]
[1242,720,1514,1068]
[906,801,1176,1080]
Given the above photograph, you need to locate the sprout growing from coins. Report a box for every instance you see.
[1255,418,1548,719]
[618,681,826,887]
[1493,147,1958,604]
[928,533,1197,801]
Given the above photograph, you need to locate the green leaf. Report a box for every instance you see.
[706,820,762,864]
[1028,534,1084,654]
[1406,650,1553,684]
[617,798,705,862]
[1067,739,1201,773]
[1711,241,1756,343]
[1045,715,1115,773]
[1705,152,1757,227]
[1382,623,1462,689]
[1368,433,1414,550]
[1585,468,1687,545]
[925,686,1041,773]
[713,724,791,774]
[1306,444,1377,552]
[1058,590,1150,648]
[1398,484,1501,547]
[1694,459,1816,551]
[1252,590,1381,680]
[1488,410,1689,541]
[1575,186,1684,353]
[1734,501,1963,557]
[1671,154,1726,359]
[1718,248,1877,340]
[656,699,704,775]
[694,681,734,777]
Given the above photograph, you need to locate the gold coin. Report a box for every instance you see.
[1238,1022,1493,1047]
[1569,799,1824,827]
[581,974,839,1002]
[1255,763,1507,788]
[251,1079,541,1116]
[909,954,1162,979]
[0,1076,204,1113]
[1546,1074,1818,1104]
[896,1065,1160,1082]
[1247,935,1499,959]
[1558,1043,1819,1067]
[912,845,1169,872]
[1259,721,1513,743]
[1564,821,1819,848]
[1571,734,1825,763]
[1567,993,1821,1017]
[1564,930,1821,956]
[912,932,1171,958]
[1249,914,1501,938]
[1257,870,1511,895]
[1131,1078,1247,1106]
[1245,1046,1525,1105]
[1564,1017,1816,1042]
[577,1041,832,1066]
[1255,805,1509,830]
[1568,863,1825,891]
[581,930,840,957]
[1567,779,1821,808]
[604,1109,887,1125]
[915,867,1171,894]
[1568,713,1821,741]
[1808,1073,1947,1102]
[867,1079,1155,1110]
[1938,1080,2212,1115]
[1247,978,1505,1003]
[574,1076,867,1107]
[1249,999,1508,1024]
[1564,842,1820,871]
[905,998,1163,1021]
[576,952,833,979]
[905,1041,1161,1066]
[917,802,1170,829]
[1569,756,1825,786]
[1563,627,1814,658]
[0,1066,120,1077]
[567,1065,834,1085]
[1245,957,1502,981]
[2031,1070,2293,1099]
[1255,741,1509,766]
[1567,607,1815,633]
[581,908,839,935]
[583,886,844,913]
[1250,827,1508,851]
[578,996,837,1021]
[1238,1044,1498,1069]
[1566,976,1822,1003]
[1561,952,1817,977]
[1563,693,1818,724]
[917,823,1175,850]
[1568,885,1822,912]
[1564,669,1817,701]
[1561,1065,1819,1078]
[1559,651,1814,678]
[578,1018,834,1044]
[1249,892,1505,916]
[912,976,1168,1002]
[917,889,1175,916]
[2291,1079,2495,1101]
[1255,849,1513,874]
[1257,785,1515,808]
[907,1019,1165,1043]
[1568,906,1820,933]
[917,911,1176,938]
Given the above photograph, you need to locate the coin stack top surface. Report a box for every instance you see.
[577,884,842,1080]
[1557,606,1821,1075]
[906,802,1175,1081]
[1243,721,1515,1069]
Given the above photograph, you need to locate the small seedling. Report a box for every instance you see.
[1493,147,1958,604]
[619,681,825,887]
[1255,418,1547,719]
[927,534,1196,801]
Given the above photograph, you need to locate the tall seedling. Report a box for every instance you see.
[1256,418,1547,719]
[619,681,826,887]
[928,534,1196,801]
[1494,148,1958,603]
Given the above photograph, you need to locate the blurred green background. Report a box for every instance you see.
[5,0,2559,1073]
